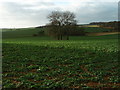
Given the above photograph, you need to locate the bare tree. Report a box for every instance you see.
[47,11,77,40]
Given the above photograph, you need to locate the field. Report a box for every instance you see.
[86,32,120,36]
[2,31,120,89]
[81,25,100,27]
[2,28,44,38]
[2,27,112,38]
[84,27,112,33]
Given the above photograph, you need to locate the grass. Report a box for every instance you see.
[2,28,45,38]
[2,34,120,89]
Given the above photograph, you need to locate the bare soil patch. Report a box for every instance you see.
[87,32,120,36]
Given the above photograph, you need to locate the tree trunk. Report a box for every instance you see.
[57,35,60,40]
[60,35,62,40]
[66,35,69,40]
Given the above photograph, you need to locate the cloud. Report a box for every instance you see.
[0,1,55,28]
[76,2,118,23]
[0,0,119,28]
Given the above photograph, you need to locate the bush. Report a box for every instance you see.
[33,34,38,37]
[38,30,44,36]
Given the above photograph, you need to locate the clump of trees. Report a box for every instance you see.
[46,11,85,40]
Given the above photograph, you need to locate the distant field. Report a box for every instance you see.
[2,28,45,38]
[81,25,100,27]
[2,33,120,89]
[2,27,113,39]
[84,27,112,33]
[86,32,120,36]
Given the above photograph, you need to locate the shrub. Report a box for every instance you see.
[33,34,38,37]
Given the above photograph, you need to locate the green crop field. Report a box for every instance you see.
[2,32,120,89]
[84,27,112,33]
[2,27,112,39]
[2,28,45,38]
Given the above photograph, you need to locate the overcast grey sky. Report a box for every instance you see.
[0,0,119,28]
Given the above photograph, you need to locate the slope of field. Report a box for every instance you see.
[2,28,45,38]
[81,25,100,27]
[2,34,120,89]
[86,32,120,36]
[2,27,113,39]
[84,27,112,33]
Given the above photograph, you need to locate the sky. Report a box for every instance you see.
[0,0,119,28]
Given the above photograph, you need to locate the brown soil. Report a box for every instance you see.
[80,65,90,74]
[87,32,120,36]
[86,82,102,87]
